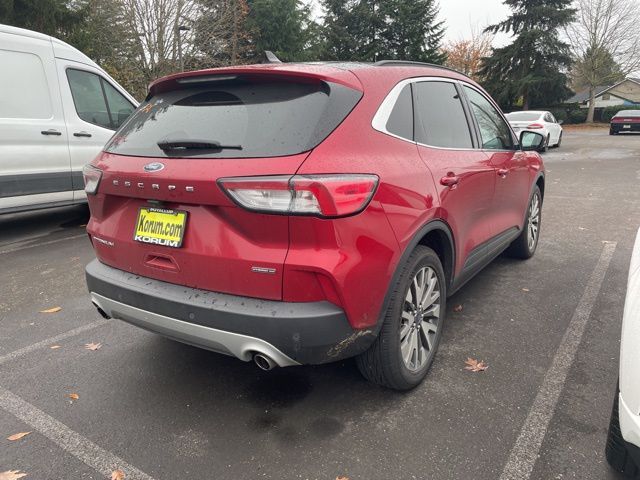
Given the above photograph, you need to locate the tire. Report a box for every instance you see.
[555,132,562,148]
[356,246,446,391]
[507,186,542,259]
[606,384,640,478]
[538,135,549,153]
[610,128,616,136]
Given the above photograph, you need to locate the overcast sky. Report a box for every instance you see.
[438,0,511,45]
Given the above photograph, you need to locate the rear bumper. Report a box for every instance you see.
[611,123,640,132]
[85,259,374,365]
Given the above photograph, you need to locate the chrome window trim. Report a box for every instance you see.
[371,76,520,153]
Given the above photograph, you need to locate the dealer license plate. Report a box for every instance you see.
[134,207,187,248]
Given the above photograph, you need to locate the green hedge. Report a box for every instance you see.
[545,106,587,124]
[601,105,640,122]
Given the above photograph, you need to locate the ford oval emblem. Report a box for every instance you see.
[144,162,165,172]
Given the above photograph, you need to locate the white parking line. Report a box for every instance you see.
[0,233,86,255]
[0,319,110,367]
[0,386,155,480]
[499,242,617,480]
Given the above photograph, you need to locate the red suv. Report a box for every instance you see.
[84,60,545,390]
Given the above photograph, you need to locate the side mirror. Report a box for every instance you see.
[558,119,564,125]
[520,131,545,152]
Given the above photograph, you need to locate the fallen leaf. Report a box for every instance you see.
[522,288,530,292]
[50,345,61,350]
[0,471,27,480]
[39,307,61,314]
[464,357,488,372]
[7,432,31,441]
[84,342,102,351]
[67,393,79,401]
[453,304,463,313]
[336,477,349,480]
[111,470,125,480]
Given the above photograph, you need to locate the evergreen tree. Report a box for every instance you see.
[479,0,575,109]
[0,0,87,40]
[322,0,445,63]
[247,0,319,61]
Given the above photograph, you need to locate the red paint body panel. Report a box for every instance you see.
[86,63,544,332]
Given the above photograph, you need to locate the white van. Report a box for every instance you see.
[0,24,138,214]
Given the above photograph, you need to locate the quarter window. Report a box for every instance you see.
[67,69,134,130]
[413,81,473,149]
[464,86,514,150]
[386,85,413,140]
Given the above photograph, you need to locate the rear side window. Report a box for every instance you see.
[0,50,52,119]
[386,85,413,140]
[413,81,473,149]
[67,69,134,130]
[464,86,514,150]
[105,77,362,158]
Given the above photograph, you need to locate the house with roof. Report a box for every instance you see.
[567,77,640,109]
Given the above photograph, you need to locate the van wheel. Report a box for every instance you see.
[356,246,446,391]
[606,384,640,478]
[507,186,541,259]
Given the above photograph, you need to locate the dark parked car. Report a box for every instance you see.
[83,59,546,390]
[611,110,640,135]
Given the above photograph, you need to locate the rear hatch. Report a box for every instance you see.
[86,68,362,300]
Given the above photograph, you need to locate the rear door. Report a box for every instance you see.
[56,60,136,202]
[413,79,496,277]
[0,33,71,212]
[462,85,530,243]
[87,73,362,300]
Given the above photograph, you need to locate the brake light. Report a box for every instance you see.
[218,174,379,218]
[527,123,544,129]
[82,164,103,195]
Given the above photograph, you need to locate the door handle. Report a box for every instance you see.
[41,129,62,136]
[440,174,460,188]
[73,131,92,138]
[497,168,509,178]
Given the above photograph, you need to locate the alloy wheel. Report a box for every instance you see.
[528,193,541,251]
[399,266,441,371]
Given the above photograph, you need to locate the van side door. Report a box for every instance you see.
[55,60,136,202]
[0,33,72,212]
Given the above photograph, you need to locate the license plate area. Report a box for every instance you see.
[134,207,187,248]
[624,125,631,129]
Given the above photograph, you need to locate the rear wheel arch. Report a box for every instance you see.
[379,220,455,323]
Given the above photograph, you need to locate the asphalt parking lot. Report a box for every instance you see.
[1,128,639,480]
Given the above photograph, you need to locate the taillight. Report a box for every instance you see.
[527,123,544,129]
[218,174,379,218]
[82,164,103,195]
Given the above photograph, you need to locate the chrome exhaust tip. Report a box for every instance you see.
[254,353,276,371]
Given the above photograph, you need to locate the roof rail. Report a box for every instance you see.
[373,60,469,78]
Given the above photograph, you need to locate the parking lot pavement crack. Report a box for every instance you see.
[498,242,617,480]
[0,385,155,480]
[0,319,110,367]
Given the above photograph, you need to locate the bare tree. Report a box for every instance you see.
[121,0,198,87]
[567,0,640,122]
[443,27,494,80]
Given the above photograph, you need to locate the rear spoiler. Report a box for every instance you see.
[147,64,363,99]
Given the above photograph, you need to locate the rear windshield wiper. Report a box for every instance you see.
[157,139,243,151]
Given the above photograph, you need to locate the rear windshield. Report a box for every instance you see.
[505,112,542,121]
[105,77,362,158]
[615,110,640,118]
